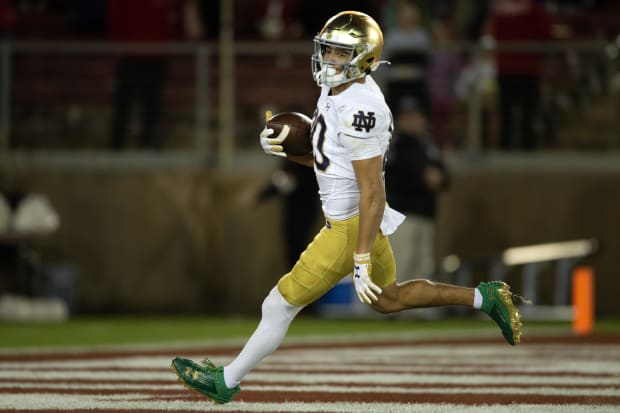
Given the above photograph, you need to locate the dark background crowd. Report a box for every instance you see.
[1,0,619,152]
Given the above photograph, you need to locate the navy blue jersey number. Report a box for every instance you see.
[311,114,330,171]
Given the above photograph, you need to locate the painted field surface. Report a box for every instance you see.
[0,334,619,413]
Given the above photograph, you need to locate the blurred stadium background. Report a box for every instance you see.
[0,0,619,326]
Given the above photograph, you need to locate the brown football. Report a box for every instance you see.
[266,112,313,156]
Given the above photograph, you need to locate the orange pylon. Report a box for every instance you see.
[572,266,595,335]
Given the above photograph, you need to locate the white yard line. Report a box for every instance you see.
[0,394,617,413]
[1,344,618,373]
[2,360,618,375]
[1,382,618,397]
[240,384,620,397]
[0,369,618,386]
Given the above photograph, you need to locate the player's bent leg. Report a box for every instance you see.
[371,279,524,346]
[371,280,474,313]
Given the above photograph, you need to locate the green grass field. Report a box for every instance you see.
[1,315,618,348]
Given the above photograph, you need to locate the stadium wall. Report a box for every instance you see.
[1,161,619,316]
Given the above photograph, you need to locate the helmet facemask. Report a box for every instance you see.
[312,39,372,87]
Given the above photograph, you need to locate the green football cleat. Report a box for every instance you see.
[171,357,240,404]
[478,281,523,345]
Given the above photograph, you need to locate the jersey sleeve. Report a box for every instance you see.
[336,102,391,161]
[336,102,391,140]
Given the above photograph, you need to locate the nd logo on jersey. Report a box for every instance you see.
[352,111,376,132]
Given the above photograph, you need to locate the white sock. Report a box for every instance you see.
[223,286,302,389]
[473,288,483,309]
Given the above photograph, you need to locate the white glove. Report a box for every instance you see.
[352,252,382,304]
[260,125,289,158]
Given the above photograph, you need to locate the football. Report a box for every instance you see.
[266,112,313,156]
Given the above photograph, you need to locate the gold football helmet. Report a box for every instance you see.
[312,11,386,87]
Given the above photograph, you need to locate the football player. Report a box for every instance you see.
[172,11,523,404]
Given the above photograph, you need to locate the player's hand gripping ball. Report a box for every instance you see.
[261,111,312,157]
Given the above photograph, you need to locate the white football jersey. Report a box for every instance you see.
[311,75,404,233]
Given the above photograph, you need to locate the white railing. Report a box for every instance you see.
[446,238,598,321]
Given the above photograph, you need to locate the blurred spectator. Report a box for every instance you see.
[451,0,491,41]
[488,0,553,150]
[382,0,431,115]
[427,18,463,150]
[383,0,431,53]
[455,35,499,149]
[385,96,449,282]
[198,0,218,39]
[255,159,320,268]
[108,0,203,150]
[0,0,15,37]
[253,0,303,40]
